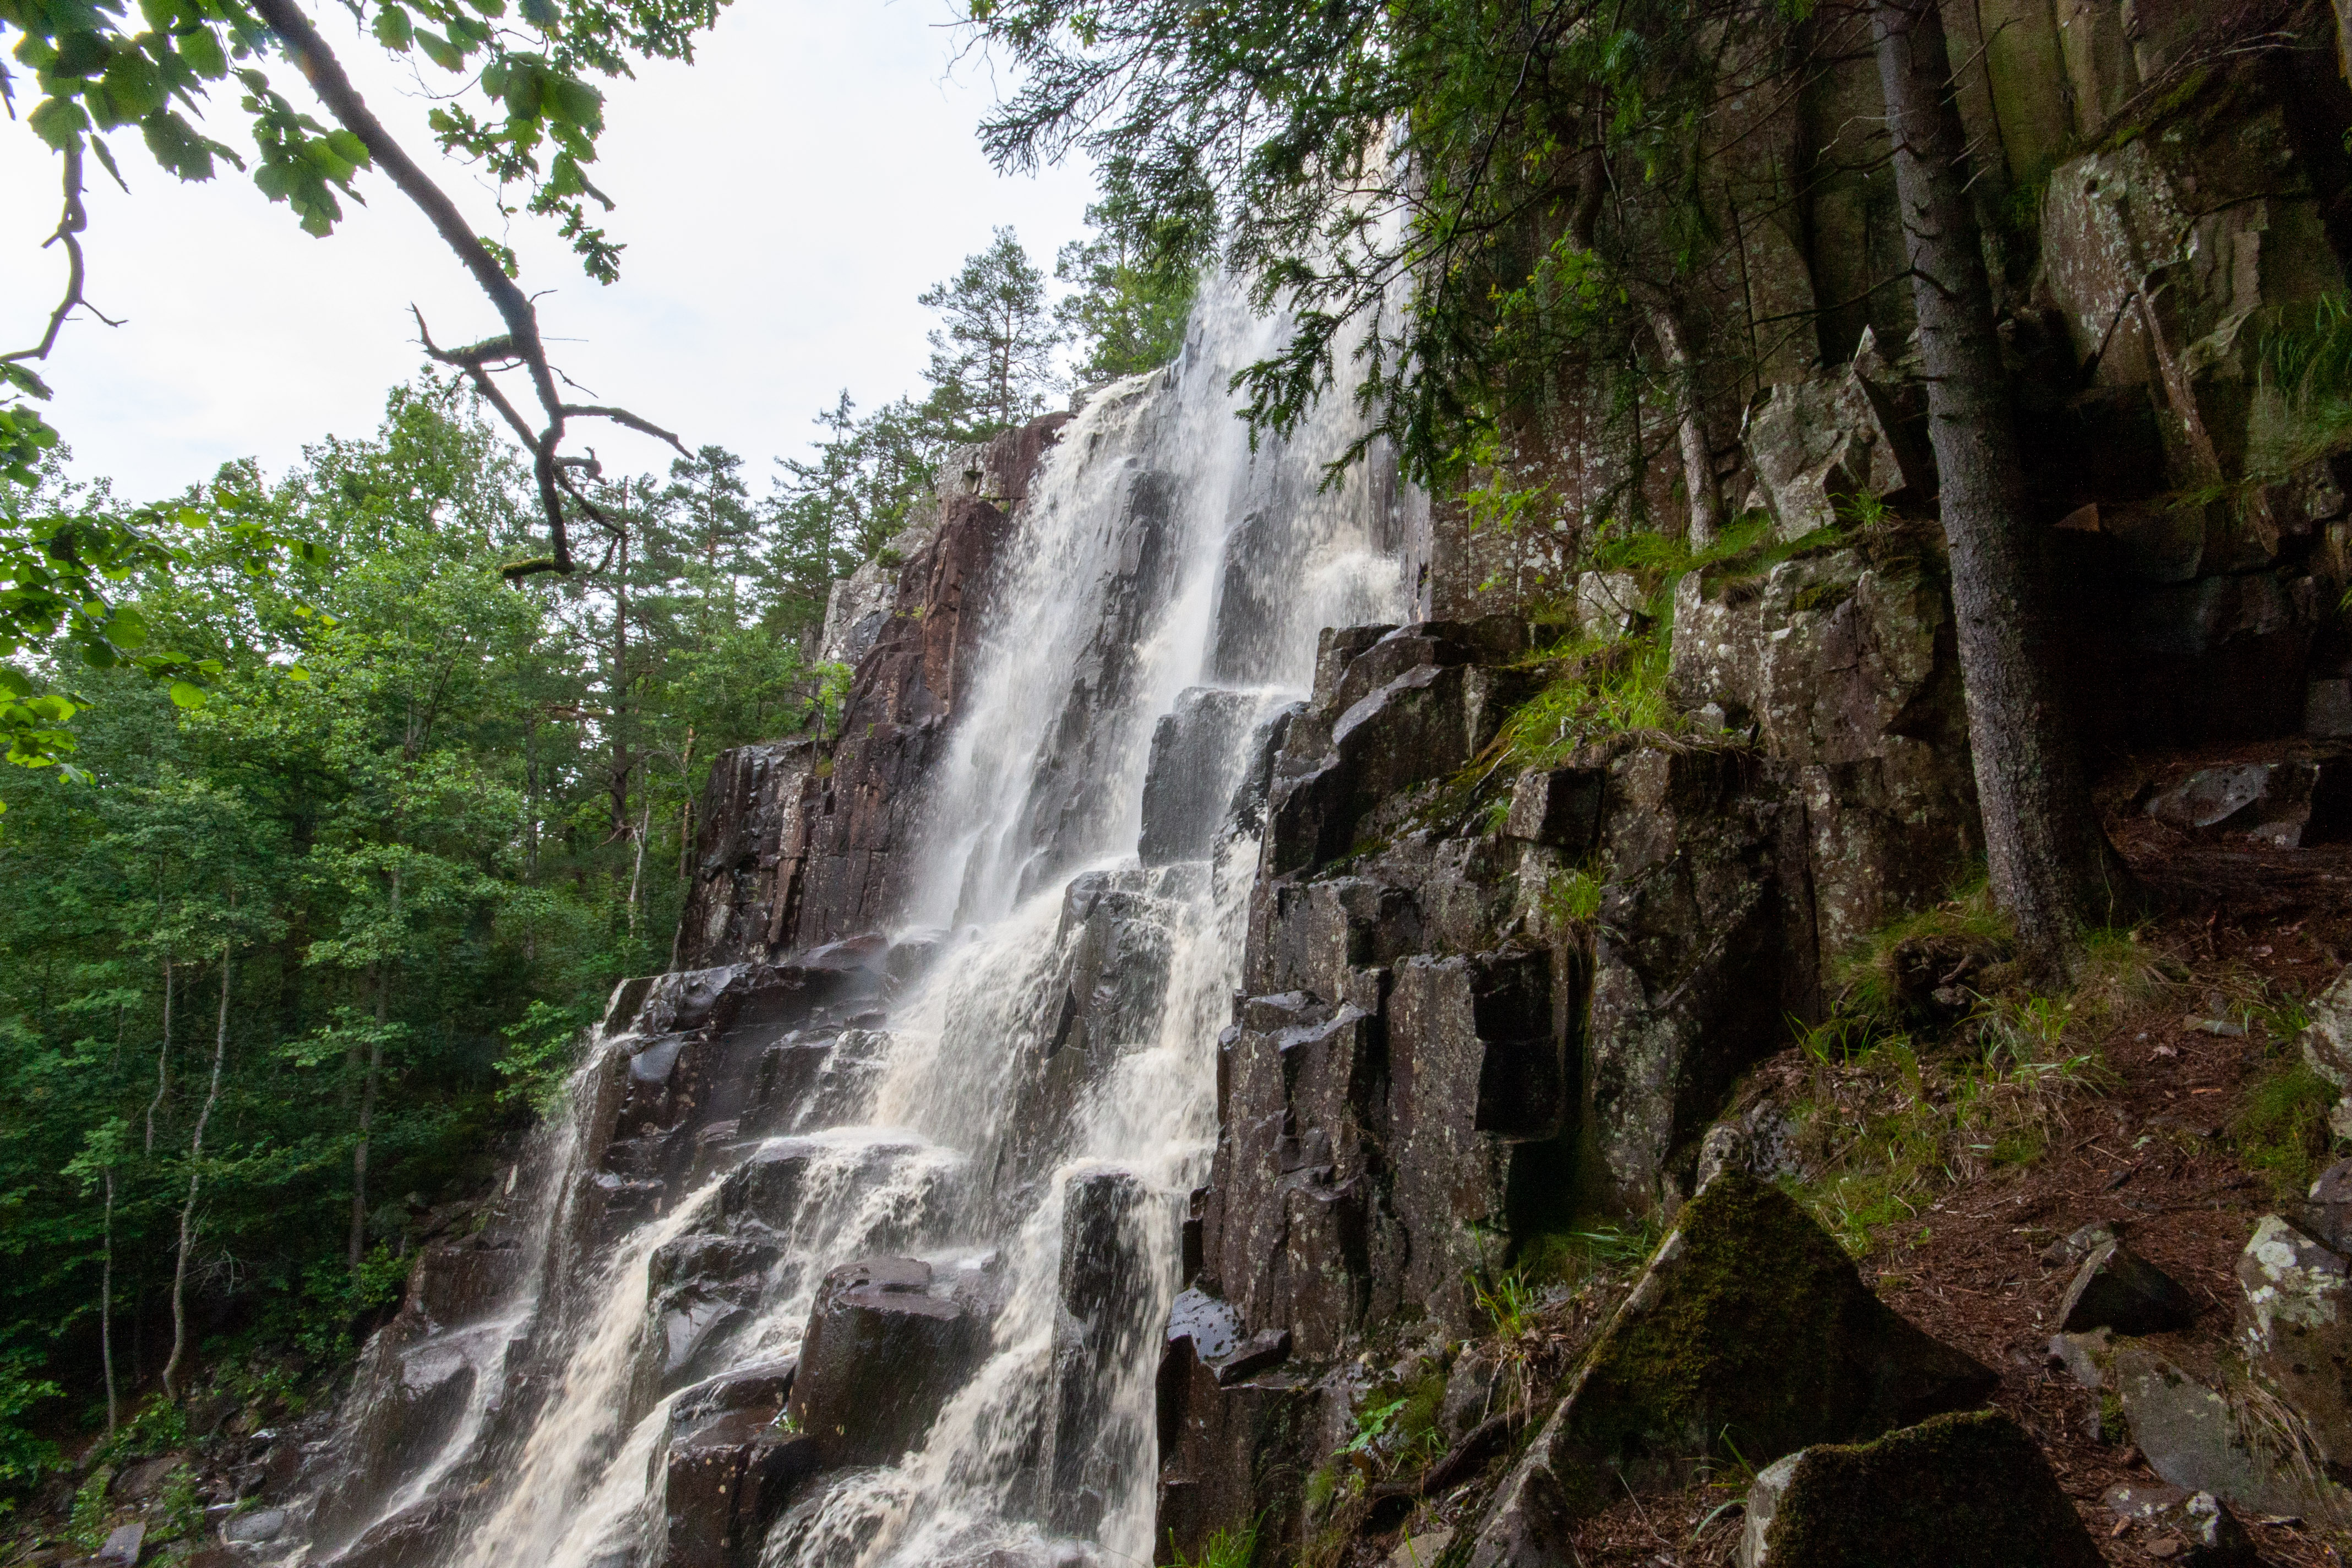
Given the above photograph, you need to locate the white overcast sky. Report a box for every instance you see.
[0,0,1097,503]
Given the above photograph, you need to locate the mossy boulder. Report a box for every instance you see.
[1467,1175,1996,1567]
[1739,1411,2101,1567]
[1561,1173,1997,1480]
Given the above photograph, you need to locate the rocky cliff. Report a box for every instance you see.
[252,10,2352,1568]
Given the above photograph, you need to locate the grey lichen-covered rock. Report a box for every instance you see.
[1581,749,1794,1215]
[2059,1239,2199,1336]
[1573,570,1645,640]
[2111,1340,2352,1519]
[1467,1175,1996,1564]
[783,1257,993,1469]
[2300,969,2352,1141]
[1742,331,1926,541]
[1735,1412,2101,1568]
[1665,532,1977,977]
[2236,1215,2352,1463]
[1502,765,1604,853]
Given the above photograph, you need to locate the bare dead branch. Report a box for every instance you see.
[4,144,124,375]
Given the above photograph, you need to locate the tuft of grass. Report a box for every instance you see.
[2233,1056,2340,1202]
[1542,867,1605,929]
[1787,971,2113,1256]
[1170,1521,1259,1568]
[1495,636,1680,768]
[1832,877,2011,1030]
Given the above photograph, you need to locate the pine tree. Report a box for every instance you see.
[918,228,1065,441]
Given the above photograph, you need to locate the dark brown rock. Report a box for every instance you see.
[783,1257,992,1468]
[659,1364,815,1568]
[2058,1239,2198,1335]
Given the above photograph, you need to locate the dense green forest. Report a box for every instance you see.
[0,220,1189,1492]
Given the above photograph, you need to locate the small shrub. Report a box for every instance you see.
[68,1464,112,1552]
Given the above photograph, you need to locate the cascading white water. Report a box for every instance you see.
[308,269,1411,1568]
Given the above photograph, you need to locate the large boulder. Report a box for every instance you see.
[1737,1411,2102,1568]
[1468,1174,1996,1565]
[783,1257,994,1468]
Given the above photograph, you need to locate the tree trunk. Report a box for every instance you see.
[145,953,171,1154]
[351,867,400,1270]
[1641,300,1723,550]
[1871,0,2130,973]
[101,1166,117,1435]
[164,939,231,1401]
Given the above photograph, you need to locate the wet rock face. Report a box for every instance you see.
[1263,619,1534,876]
[1046,1169,1155,1538]
[676,741,822,970]
[1194,942,1566,1357]
[1736,1412,2103,1568]
[1153,1299,1316,1567]
[1140,688,1266,864]
[660,1364,816,1568]
[784,1257,995,1468]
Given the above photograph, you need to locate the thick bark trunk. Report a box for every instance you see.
[1871,0,2130,972]
[164,940,230,1401]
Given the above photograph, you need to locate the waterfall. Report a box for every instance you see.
[301,270,1412,1568]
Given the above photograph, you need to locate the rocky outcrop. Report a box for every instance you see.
[679,416,1072,966]
[675,741,821,971]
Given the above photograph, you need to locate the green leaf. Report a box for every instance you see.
[324,128,369,167]
[545,74,599,129]
[26,95,92,153]
[178,24,225,78]
[51,30,112,77]
[105,605,146,649]
[517,0,557,28]
[371,4,412,50]
[412,27,461,69]
[167,680,205,709]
